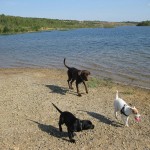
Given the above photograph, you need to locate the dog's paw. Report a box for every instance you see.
[70,139,75,143]
[125,124,129,127]
[78,93,82,97]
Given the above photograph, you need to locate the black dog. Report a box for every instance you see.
[64,58,90,96]
[52,103,94,143]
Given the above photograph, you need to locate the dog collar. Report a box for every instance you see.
[79,120,83,131]
[120,104,129,117]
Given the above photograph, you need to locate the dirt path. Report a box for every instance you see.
[0,68,150,150]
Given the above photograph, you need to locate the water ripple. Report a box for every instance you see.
[0,26,150,89]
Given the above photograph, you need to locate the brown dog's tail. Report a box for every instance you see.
[64,58,70,69]
[52,103,62,114]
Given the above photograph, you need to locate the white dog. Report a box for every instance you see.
[114,90,141,127]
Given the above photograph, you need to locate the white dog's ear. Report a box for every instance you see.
[131,106,138,114]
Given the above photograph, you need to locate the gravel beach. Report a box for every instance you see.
[0,68,150,150]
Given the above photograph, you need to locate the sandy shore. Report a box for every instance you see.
[0,68,150,150]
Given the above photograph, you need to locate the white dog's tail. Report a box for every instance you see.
[116,90,119,99]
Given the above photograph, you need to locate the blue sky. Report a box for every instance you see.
[0,0,150,22]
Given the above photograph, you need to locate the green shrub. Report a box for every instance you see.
[87,77,113,88]
[3,26,10,33]
[137,21,150,26]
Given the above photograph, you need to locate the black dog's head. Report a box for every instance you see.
[78,70,90,81]
[73,119,94,132]
[81,120,94,130]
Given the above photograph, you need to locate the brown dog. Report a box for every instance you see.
[64,58,90,96]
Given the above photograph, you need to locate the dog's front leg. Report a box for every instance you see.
[125,117,129,127]
[121,115,129,127]
[76,82,81,96]
[83,81,88,94]
[67,129,75,143]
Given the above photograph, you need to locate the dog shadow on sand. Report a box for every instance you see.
[45,84,78,96]
[27,119,71,142]
[79,110,123,127]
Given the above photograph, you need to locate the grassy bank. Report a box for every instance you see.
[0,14,137,34]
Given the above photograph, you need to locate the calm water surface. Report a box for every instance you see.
[0,26,150,88]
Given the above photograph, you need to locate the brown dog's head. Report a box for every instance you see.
[78,70,90,81]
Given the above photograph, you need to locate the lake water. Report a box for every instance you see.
[0,26,150,89]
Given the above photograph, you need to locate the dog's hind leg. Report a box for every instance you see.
[70,79,75,89]
[67,78,74,89]
[67,71,72,89]
[67,78,71,89]
[115,111,118,119]
[59,117,64,132]
[67,80,71,89]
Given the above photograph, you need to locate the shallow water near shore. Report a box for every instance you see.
[0,26,150,88]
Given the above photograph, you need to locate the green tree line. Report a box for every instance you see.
[137,21,150,26]
[0,14,137,34]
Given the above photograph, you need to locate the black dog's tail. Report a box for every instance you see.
[64,58,70,69]
[52,103,62,114]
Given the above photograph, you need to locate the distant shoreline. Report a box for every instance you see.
[1,14,150,35]
[0,14,137,35]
